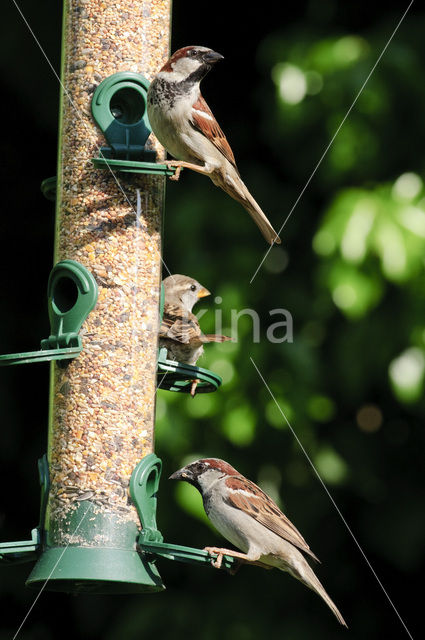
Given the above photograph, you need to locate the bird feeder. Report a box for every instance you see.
[0,0,173,594]
[29,0,174,593]
[1,0,231,596]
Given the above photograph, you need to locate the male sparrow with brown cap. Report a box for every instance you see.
[147,46,281,246]
[160,275,231,395]
[169,458,347,627]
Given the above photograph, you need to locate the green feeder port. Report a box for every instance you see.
[132,454,237,572]
[40,176,57,202]
[91,72,177,177]
[0,260,98,366]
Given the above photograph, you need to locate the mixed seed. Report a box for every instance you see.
[47,0,171,542]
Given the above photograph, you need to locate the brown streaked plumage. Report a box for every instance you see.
[191,95,236,167]
[169,458,347,627]
[224,475,320,563]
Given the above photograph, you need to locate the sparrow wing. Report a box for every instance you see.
[160,304,202,344]
[224,475,320,562]
[203,334,232,343]
[190,95,237,169]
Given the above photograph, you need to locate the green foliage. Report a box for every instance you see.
[155,9,424,637]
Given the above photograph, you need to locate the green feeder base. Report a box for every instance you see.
[26,546,164,594]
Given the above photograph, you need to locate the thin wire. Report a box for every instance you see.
[156,371,170,391]
[10,0,172,278]
[12,504,91,640]
[250,0,414,284]
[250,357,414,639]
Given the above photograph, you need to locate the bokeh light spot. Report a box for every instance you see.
[389,347,425,402]
[356,404,383,433]
[274,63,307,104]
[264,247,289,274]
[332,283,357,309]
[313,229,336,255]
[393,172,423,200]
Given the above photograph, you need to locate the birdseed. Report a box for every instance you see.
[47,0,171,545]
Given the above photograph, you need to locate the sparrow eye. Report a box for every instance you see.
[190,284,197,292]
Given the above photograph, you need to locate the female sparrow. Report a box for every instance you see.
[169,458,347,627]
[147,46,281,246]
[160,275,231,395]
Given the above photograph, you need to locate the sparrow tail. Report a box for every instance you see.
[219,171,282,245]
[289,560,347,627]
[203,334,232,343]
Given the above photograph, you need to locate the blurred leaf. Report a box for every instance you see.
[221,404,257,446]
[314,447,349,484]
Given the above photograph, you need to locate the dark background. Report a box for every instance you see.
[1,1,423,638]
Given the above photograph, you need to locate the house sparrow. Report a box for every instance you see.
[169,458,347,627]
[147,46,281,246]
[160,275,231,395]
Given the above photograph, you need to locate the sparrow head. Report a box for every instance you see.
[160,46,224,82]
[169,458,238,493]
[162,274,210,312]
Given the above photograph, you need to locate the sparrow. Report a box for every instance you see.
[147,46,281,246]
[169,458,347,627]
[160,275,231,395]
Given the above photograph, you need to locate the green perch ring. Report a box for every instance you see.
[157,348,222,394]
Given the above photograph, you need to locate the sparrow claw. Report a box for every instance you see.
[213,553,223,569]
[169,168,181,181]
[203,546,255,573]
[204,546,224,569]
[203,545,269,573]
[190,379,200,397]
[164,161,183,181]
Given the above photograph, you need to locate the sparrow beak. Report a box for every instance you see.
[203,50,224,65]
[197,287,210,299]
[169,468,188,481]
